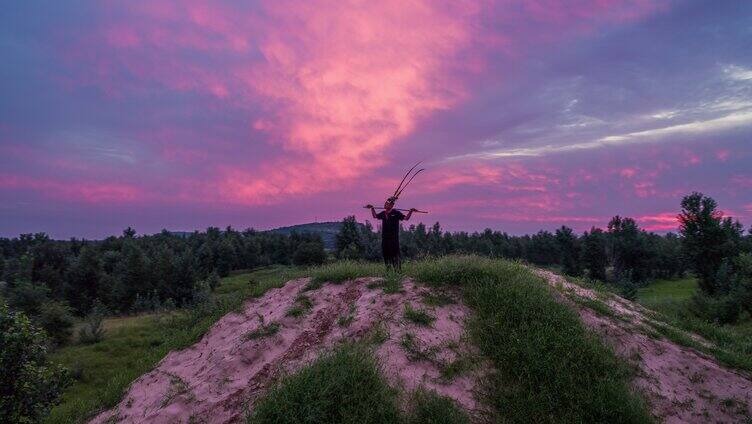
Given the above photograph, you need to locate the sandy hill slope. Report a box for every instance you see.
[91,269,751,424]
[536,269,752,423]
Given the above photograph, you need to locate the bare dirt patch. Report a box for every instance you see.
[536,269,752,423]
[90,278,483,424]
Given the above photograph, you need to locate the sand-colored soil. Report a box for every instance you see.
[91,270,752,423]
[536,269,752,424]
[91,277,483,424]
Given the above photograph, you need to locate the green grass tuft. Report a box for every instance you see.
[572,296,619,320]
[247,344,469,424]
[245,322,280,340]
[247,344,402,424]
[421,291,456,307]
[405,389,470,424]
[367,322,390,345]
[403,304,435,327]
[310,261,384,285]
[408,255,653,423]
[381,269,404,294]
[400,332,439,362]
[286,294,313,318]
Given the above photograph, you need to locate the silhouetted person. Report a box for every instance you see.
[367,197,416,269]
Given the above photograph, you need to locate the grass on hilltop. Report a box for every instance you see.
[403,304,435,327]
[408,256,653,423]
[291,256,653,423]
[310,260,385,285]
[45,266,305,424]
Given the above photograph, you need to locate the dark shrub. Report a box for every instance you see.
[0,302,71,423]
[38,301,75,346]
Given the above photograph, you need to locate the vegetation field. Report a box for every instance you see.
[637,276,752,372]
[45,266,304,424]
[637,277,698,315]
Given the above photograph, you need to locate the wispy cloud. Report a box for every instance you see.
[724,64,752,81]
[456,87,752,160]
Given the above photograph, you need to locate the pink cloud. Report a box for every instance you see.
[637,212,679,232]
[620,168,636,178]
[633,181,656,198]
[0,175,142,203]
[731,175,752,188]
[56,0,665,208]
[681,151,702,166]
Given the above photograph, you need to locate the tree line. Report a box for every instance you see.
[0,227,327,343]
[336,192,752,320]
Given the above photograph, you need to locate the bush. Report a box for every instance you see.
[620,280,638,301]
[248,344,401,424]
[38,301,75,347]
[192,279,212,307]
[206,271,221,291]
[7,280,50,315]
[405,389,469,424]
[293,242,327,266]
[78,301,107,344]
[0,302,71,423]
[689,291,741,325]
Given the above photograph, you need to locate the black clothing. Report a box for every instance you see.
[376,209,405,267]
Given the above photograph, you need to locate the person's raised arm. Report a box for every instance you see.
[366,204,378,219]
[405,208,417,221]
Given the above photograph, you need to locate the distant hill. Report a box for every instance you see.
[267,221,364,250]
[164,222,363,250]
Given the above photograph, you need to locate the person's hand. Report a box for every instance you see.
[409,208,417,212]
[365,204,374,209]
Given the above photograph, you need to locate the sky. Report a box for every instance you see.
[1,0,751,239]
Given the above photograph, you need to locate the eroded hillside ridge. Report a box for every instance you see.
[91,277,482,424]
[536,269,752,423]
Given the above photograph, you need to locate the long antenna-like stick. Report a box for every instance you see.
[393,161,422,198]
[396,168,425,198]
[364,206,428,213]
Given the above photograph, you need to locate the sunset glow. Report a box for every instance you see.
[1,1,751,237]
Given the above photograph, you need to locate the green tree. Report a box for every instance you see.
[581,228,608,281]
[65,245,102,314]
[555,226,581,277]
[293,241,327,266]
[37,301,75,346]
[0,303,71,423]
[732,253,752,317]
[526,231,560,266]
[336,216,363,259]
[78,299,107,344]
[607,216,650,284]
[7,280,50,316]
[215,238,237,277]
[116,242,151,308]
[679,192,742,294]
